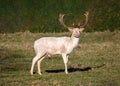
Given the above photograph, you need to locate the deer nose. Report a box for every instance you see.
[74,33,80,38]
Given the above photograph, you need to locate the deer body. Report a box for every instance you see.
[30,12,89,75]
[31,31,80,75]
[34,36,79,55]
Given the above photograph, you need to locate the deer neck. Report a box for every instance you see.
[69,36,79,48]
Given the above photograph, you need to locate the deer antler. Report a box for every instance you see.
[59,12,89,29]
[59,14,73,30]
[80,11,89,28]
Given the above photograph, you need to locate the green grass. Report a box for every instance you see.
[0,31,120,86]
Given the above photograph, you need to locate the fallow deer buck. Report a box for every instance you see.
[30,11,89,75]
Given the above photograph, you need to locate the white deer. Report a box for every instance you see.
[30,12,89,75]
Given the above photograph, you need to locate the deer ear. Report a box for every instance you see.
[79,28,84,32]
[68,28,73,33]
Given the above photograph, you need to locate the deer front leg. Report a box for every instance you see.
[62,54,68,74]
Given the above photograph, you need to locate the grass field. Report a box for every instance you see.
[0,31,120,86]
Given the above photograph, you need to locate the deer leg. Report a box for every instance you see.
[37,56,46,75]
[62,54,68,74]
[30,52,46,75]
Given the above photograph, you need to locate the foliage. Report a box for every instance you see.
[0,0,120,33]
[89,0,120,31]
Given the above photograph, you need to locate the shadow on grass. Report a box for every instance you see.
[45,64,105,73]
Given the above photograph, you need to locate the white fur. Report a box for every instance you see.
[30,28,83,75]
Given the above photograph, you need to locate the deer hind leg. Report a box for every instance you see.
[37,55,46,75]
[30,52,46,75]
[62,54,69,74]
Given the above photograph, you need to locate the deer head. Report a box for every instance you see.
[59,11,89,38]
